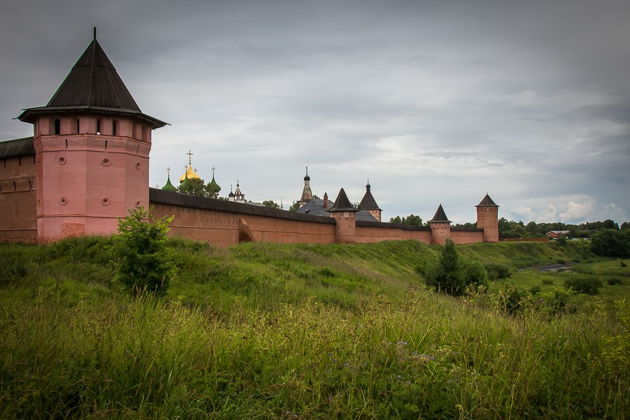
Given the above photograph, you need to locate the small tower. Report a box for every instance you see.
[476,194,499,242]
[18,31,167,242]
[298,166,313,206]
[233,180,245,202]
[428,204,451,245]
[327,188,357,243]
[228,185,235,201]
[358,180,382,221]
[161,167,177,192]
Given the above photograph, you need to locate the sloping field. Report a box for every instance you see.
[0,238,628,418]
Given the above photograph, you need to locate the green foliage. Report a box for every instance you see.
[115,207,175,296]
[423,240,488,296]
[177,177,208,197]
[1,239,628,418]
[494,285,528,314]
[607,277,623,285]
[564,275,603,295]
[542,278,554,285]
[484,262,511,280]
[288,201,300,212]
[389,214,423,226]
[590,229,630,258]
[262,200,280,209]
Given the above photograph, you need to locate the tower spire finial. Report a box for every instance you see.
[93,27,96,41]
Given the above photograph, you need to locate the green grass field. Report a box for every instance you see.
[1,238,628,418]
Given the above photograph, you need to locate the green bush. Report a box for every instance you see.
[495,285,528,314]
[530,285,542,295]
[564,275,602,295]
[542,278,554,285]
[424,240,487,296]
[115,207,175,296]
[484,263,511,281]
[607,277,623,285]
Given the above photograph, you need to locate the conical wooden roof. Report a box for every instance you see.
[429,204,450,223]
[327,188,356,212]
[476,194,498,207]
[19,38,166,128]
[358,183,381,210]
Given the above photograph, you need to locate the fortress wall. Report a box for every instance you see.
[150,189,336,247]
[0,154,37,243]
[450,229,484,245]
[355,221,432,244]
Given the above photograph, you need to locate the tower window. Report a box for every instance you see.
[96,119,101,135]
[54,119,61,135]
[112,120,117,136]
[75,119,80,134]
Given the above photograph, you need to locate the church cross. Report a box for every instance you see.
[187,150,193,166]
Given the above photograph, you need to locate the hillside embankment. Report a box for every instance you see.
[0,239,628,418]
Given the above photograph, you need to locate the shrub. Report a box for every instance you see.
[620,260,627,267]
[484,263,511,281]
[537,288,576,315]
[495,285,528,315]
[530,285,542,295]
[542,279,554,285]
[607,277,623,285]
[423,240,465,296]
[115,207,175,296]
[564,275,602,295]
[424,240,489,296]
[460,259,488,291]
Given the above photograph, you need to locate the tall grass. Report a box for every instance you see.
[0,238,628,418]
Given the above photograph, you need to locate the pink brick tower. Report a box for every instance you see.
[476,194,499,242]
[428,204,451,245]
[358,180,382,222]
[18,31,166,242]
[327,188,357,243]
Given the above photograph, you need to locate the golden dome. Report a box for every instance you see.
[179,164,201,183]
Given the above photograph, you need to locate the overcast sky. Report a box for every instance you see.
[1,0,629,224]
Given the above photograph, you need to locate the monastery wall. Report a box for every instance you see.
[450,228,485,245]
[0,148,37,243]
[355,221,432,244]
[150,189,336,247]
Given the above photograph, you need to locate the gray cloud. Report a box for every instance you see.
[1,0,629,224]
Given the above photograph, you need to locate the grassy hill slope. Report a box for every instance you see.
[0,239,628,418]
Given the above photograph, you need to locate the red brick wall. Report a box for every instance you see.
[151,202,336,247]
[0,155,37,243]
[450,230,484,244]
[355,226,431,244]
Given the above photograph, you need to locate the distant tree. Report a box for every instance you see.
[289,202,301,212]
[389,214,423,226]
[262,200,280,209]
[590,229,630,258]
[621,222,630,230]
[178,178,208,197]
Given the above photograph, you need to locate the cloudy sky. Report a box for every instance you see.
[1,0,629,224]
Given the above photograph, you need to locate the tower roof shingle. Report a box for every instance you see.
[18,38,166,128]
[358,183,381,211]
[327,188,356,212]
[476,194,499,207]
[429,204,450,223]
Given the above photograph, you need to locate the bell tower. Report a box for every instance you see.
[18,31,167,242]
